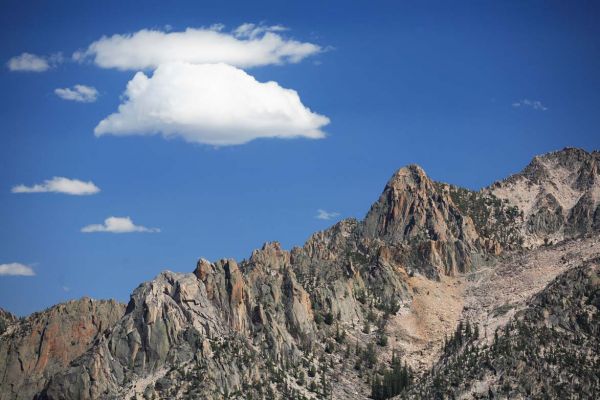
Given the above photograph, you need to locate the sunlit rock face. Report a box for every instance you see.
[362,164,483,276]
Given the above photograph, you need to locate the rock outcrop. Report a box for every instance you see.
[0,299,124,400]
[0,310,17,336]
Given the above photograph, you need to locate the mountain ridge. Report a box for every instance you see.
[1,147,599,399]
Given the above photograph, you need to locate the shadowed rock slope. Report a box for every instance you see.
[1,148,598,400]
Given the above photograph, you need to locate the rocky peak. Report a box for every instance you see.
[362,164,483,276]
[0,308,17,321]
[297,218,360,263]
[244,241,290,272]
[363,164,469,242]
[386,164,430,189]
[488,147,600,246]
[497,147,598,188]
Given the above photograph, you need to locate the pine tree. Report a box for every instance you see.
[296,371,305,386]
[465,319,472,339]
[456,321,464,345]
[320,359,327,396]
[363,319,371,334]
[370,356,413,400]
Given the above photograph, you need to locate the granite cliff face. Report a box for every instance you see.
[1,148,599,400]
[0,299,124,400]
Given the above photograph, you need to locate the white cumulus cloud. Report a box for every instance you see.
[0,263,35,276]
[512,99,548,111]
[81,216,160,233]
[55,84,98,103]
[316,209,340,220]
[7,52,62,72]
[75,25,321,70]
[94,62,329,146]
[11,177,100,195]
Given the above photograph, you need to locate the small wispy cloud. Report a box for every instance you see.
[7,52,62,72]
[512,99,548,111]
[62,286,70,292]
[316,209,340,220]
[55,85,98,103]
[81,216,160,233]
[233,23,288,39]
[11,177,100,195]
[0,263,36,276]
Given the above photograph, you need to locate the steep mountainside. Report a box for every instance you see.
[0,299,124,400]
[0,148,598,400]
[404,257,600,399]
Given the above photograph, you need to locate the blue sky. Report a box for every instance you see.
[1,0,599,316]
